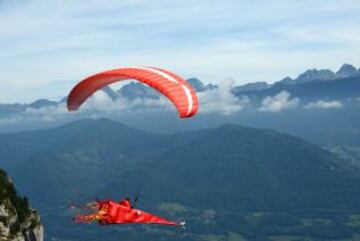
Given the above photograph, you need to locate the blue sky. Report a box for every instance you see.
[0,0,360,103]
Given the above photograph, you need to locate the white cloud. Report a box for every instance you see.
[305,100,343,109]
[198,78,249,115]
[14,89,172,123]
[259,91,299,112]
[82,90,171,113]
[24,103,70,122]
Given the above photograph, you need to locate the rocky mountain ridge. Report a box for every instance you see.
[0,169,43,241]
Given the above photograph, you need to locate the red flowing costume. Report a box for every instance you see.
[74,199,179,226]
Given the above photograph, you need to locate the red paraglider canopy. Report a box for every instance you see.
[67,66,198,118]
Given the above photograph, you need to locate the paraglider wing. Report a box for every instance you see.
[67,66,198,118]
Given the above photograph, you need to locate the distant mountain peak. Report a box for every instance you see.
[29,98,57,109]
[186,78,207,92]
[274,76,294,86]
[281,76,293,82]
[116,82,160,100]
[336,63,358,78]
[234,81,269,92]
[295,68,336,83]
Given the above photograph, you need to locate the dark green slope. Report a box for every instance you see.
[100,124,360,212]
[1,119,360,240]
[2,119,173,202]
[2,119,359,210]
[0,118,169,169]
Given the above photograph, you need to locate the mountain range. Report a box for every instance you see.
[1,63,359,112]
[2,119,360,241]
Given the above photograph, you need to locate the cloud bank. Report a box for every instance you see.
[0,88,356,128]
[21,89,173,122]
[305,100,343,109]
[259,91,299,112]
[198,79,249,115]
